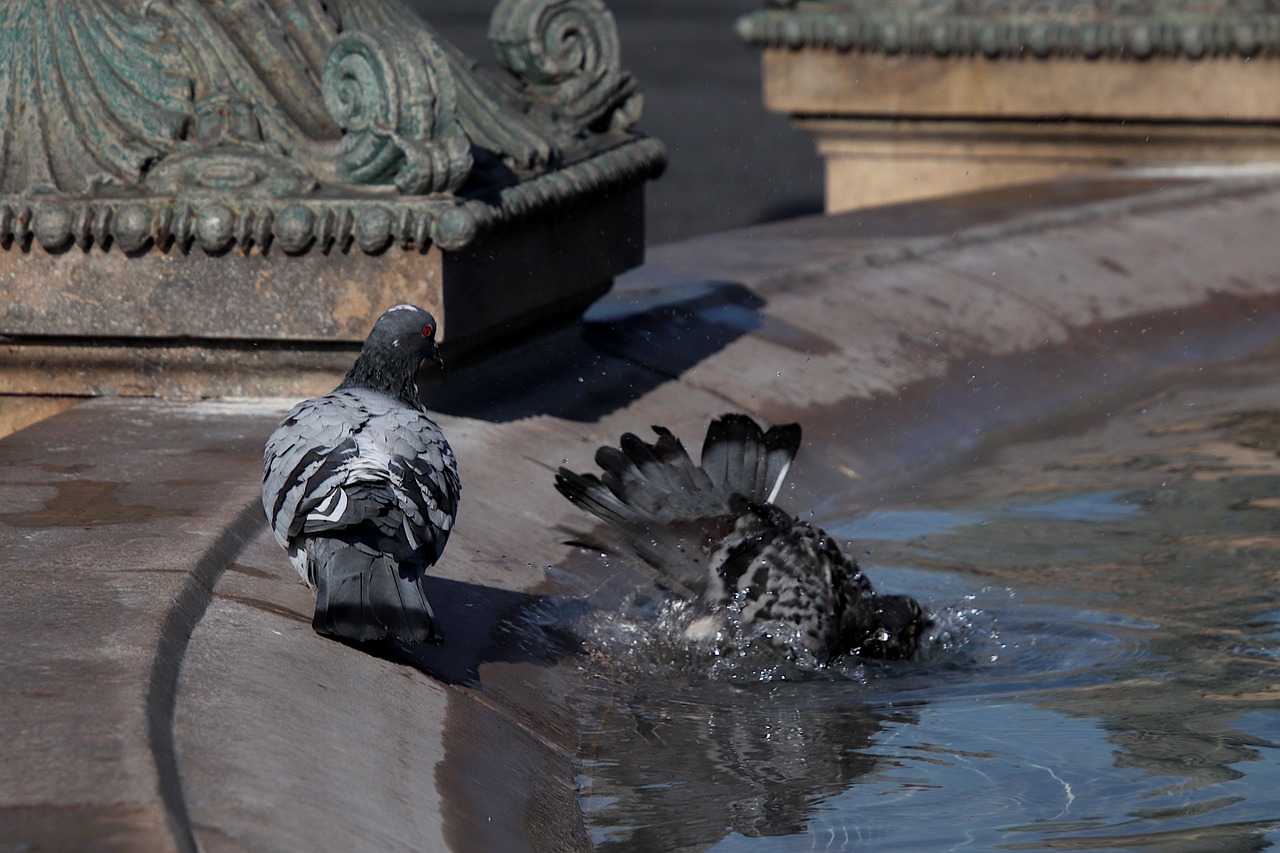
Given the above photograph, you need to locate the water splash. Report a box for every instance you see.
[572,586,1001,687]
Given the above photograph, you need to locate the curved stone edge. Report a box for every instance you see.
[0,398,282,853]
[0,138,665,256]
[737,8,1280,60]
[145,502,267,853]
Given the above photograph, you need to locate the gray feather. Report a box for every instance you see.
[262,305,459,645]
[556,413,930,662]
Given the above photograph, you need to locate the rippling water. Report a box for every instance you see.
[564,347,1280,851]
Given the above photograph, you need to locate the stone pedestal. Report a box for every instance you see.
[0,0,664,401]
[0,176,650,400]
[740,2,1280,212]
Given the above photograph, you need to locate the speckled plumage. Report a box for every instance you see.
[556,414,928,661]
[262,305,460,644]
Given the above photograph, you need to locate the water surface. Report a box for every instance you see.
[566,344,1280,851]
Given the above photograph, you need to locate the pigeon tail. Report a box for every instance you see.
[308,535,442,645]
[700,413,802,506]
[555,414,802,599]
[555,414,801,525]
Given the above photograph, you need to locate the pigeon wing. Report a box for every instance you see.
[377,407,461,566]
[263,394,365,554]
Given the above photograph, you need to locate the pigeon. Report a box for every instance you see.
[262,304,461,645]
[555,414,930,662]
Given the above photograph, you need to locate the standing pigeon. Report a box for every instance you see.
[262,305,460,645]
[555,414,929,662]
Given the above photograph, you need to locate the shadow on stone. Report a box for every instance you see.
[427,282,766,423]
[752,197,825,224]
[359,576,584,688]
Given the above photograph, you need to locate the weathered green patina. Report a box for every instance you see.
[0,0,662,255]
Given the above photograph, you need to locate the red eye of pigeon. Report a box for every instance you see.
[422,325,434,339]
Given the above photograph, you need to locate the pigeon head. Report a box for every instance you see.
[856,594,932,661]
[339,304,442,405]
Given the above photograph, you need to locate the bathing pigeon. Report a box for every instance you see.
[555,414,929,662]
[262,305,460,645]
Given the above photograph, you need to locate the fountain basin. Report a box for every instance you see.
[1,171,1278,850]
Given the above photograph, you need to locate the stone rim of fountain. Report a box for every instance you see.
[737,0,1280,60]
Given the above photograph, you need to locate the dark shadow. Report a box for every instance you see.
[456,147,520,201]
[581,279,766,375]
[355,575,586,688]
[425,281,766,423]
[751,197,825,224]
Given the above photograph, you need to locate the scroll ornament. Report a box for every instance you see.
[489,0,643,134]
[323,27,474,194]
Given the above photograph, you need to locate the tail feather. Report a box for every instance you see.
[555,462,724,599]
[650,426,718,497]
[555,467,648,529]
[596,443,667,518]
[701,414,801,505]
[556,414,802,531]
[761,422,802,504]
[556,413,803,598]
[592,432,719,521]
[309,537,441,644]
[700,415,747,498]
[620,432,683,497]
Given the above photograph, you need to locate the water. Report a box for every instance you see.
[564,346,1280,851]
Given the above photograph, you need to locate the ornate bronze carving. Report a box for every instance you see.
[0,0,663,255]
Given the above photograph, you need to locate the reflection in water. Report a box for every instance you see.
[566,346,1280,851]
[575,677,899,850]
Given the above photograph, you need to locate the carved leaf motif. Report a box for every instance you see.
[323,27,473,194]
[489,0,642,133]
[0,0,192,194]
[0,0,661,255]
[325,0,556,173]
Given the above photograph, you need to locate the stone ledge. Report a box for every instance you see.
[798,119,1280,212]
[761,49,1280,122]
[745,3,1280,210]
[0,187,645,399]
[738,4,1280,60]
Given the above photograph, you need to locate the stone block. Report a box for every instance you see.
[741,4,1280,211]
[0,188,645,399]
